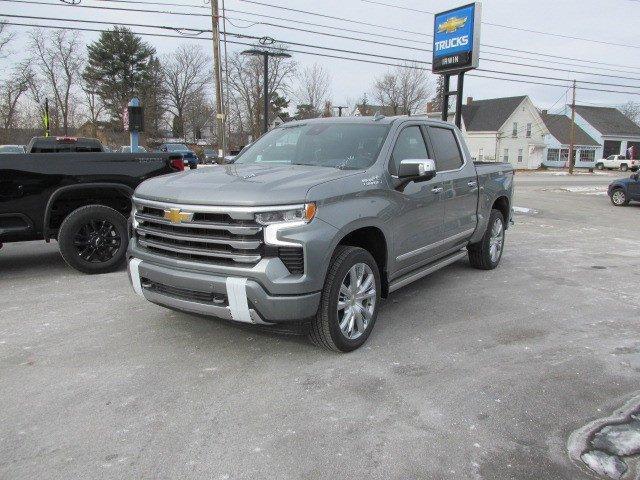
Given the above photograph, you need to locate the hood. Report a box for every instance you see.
[135,163,360,206]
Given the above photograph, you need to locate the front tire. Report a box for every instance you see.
[468,209,505,270]
[621,164,629,172]
[58,205,129,274]
[596,163,604,170]
[307,246,381,352]
[610,188,628,206]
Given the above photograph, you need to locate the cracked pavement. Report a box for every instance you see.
[1,171,639,479]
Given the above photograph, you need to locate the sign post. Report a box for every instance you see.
[126,98,144,152]
[432,2,481,128]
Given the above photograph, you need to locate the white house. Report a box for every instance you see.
[572,105,640,160]
[540,112,601,168]
[459,96,548,169]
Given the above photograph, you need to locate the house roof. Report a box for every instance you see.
[574,105,640,136]
[461,96,527,132]
[540,113,599,146]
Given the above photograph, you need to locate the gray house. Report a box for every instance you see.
[540,112,600,168]
[573,105,640,159]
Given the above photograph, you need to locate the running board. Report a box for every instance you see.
[388,249,467,293]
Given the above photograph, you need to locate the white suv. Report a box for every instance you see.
[595,155,638,172]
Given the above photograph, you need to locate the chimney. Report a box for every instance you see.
[466,96,473,105]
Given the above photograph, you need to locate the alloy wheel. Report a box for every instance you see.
[73,220,121,263]
[337,263,376,340]
[612,190,626,205]
[489,217,504,263]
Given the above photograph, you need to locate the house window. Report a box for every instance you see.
[547,148,559,162]
[517,148,523,162]
[580,149,595,163]
[512,122,518,137]
[526,123,532,138]
[560,149,569,162]
[503,148,509,162]
[478,148,484,160]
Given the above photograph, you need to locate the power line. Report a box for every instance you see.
[5,11,640,91]
[4,18,640,97]
[361,0,640,50]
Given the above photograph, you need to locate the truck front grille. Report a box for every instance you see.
[133,199,264,266]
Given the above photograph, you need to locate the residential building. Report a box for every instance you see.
[540,112,601,168]
[460,96,548,169]
[572,105,640,159]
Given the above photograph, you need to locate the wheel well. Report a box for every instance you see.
[493,196,510,226]
[47,188,131,237]
[338,226,389,297]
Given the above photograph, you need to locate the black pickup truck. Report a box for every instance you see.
[0,149,185,273]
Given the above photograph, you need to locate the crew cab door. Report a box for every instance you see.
[387,124,445,273]
[629,174,640,199]
[424,125,478,244]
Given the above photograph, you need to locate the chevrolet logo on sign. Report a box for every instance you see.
[163,208,193,224]
[438,16,467,34]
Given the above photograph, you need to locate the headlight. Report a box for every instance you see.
[255,203,316,225]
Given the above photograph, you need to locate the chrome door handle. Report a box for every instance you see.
[431,187,443,194]
[468,181,478,188]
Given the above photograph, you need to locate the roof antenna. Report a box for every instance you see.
[374,111,385,121]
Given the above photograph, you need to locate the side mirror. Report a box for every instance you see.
[398,159,437,181]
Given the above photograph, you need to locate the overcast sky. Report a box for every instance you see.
[2,0,640,113]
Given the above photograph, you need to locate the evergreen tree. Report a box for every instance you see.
[83,27,161,129]
[432,76,445,112]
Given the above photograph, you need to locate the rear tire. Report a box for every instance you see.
[621,164,629,172]
[610,188,628,206]
[58,205,128,274]
[307,246,381,352]
[595,163,604,170]
[468,209,505,270]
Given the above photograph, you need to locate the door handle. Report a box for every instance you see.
[431,186,443,194]
[467,181,478,188]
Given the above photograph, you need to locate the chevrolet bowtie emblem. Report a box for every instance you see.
[163,208,193,224]
[438,16,467,34]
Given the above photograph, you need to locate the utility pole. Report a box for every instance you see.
[334,106,347,117]
[210,0,225,157]
[568,80,577,174]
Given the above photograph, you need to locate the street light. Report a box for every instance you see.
[241,48,292,134]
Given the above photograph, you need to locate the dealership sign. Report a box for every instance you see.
[432,2,481,74]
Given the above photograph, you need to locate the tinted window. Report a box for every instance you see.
[428,127,463,171]
[389,126,429,175]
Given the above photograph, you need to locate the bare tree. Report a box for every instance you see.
[28,29,84,135]
[0,62,32,130]
[184,89,215,143]
[620,101,640,126]
[0,22,14,59]
[81,79,105,138]
[372,63,433,115]
[294,63,331,117]
[163,44,211,138]
[227,46,296,139]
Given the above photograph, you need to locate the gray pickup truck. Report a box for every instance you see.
[127,116,513,351]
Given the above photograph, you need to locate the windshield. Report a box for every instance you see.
[235,123,390,170]
[165,144,190,152]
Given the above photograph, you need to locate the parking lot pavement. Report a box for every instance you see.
[1,173,639,480]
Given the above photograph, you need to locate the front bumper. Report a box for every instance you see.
[127,257,321,324]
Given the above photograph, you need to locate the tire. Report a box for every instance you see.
[468,209,506,270]
[610,188,629,206]
[595,163,604,170]
[621,164,629,172]
[58,205,129,274]
[306,246,381,352]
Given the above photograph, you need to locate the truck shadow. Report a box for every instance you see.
[0,247,69,277]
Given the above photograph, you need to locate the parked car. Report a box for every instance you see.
[119,145,147,153]
[157,143,198,169]
[127,116,514,351]
[595,155,638,172]
[26,136,104,153]
[202,148,219,164]
[0,145,26,154]
[608,172,640,206]
[0,148,185,273]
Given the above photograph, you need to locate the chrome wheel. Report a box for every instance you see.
[489,217,504,263]
[337,263,376,340]
[612,190,626,205]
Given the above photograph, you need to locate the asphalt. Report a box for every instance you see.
[1,171,639,480]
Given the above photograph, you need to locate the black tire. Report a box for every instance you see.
[58,205,129,274]
[621,164,629,172]
[306,246,381,352]
[610,188,629,207]
[595,163,604,170]
[468,209,506,270]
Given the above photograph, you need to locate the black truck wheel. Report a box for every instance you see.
[307,246,381,352]
[58,205,128,274]
[468,209,505,270]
